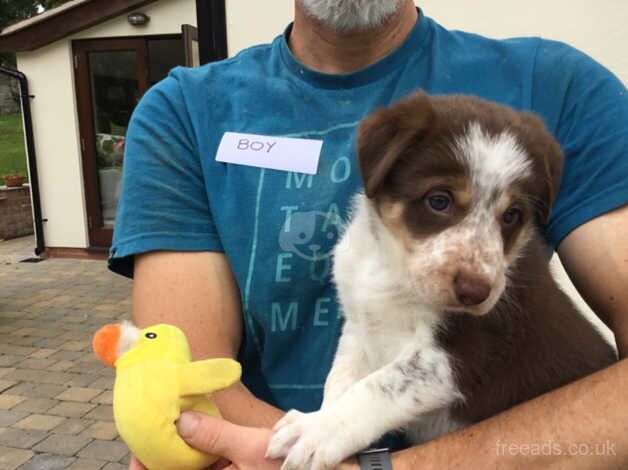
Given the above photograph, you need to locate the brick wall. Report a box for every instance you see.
[0,185,34,240]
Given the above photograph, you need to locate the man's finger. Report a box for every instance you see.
[208,457,232,470]
[176,411,269,461]
[129,455,146,470]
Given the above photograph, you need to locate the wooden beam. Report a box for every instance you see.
[0,0,158,52]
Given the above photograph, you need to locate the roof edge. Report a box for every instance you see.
[2,0,92,36]
[0,0,158,53]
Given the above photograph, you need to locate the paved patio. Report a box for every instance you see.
[0,236,132,470]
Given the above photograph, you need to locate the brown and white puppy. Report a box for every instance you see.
[266,92,617,470]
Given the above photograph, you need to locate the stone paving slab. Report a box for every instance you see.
[55,389,102,403]
[80,422,118,441]
[0,236,133,469]
[33,434,93,456]
[0,380,17,393]
[0,394,26,410]
[0,445,34,470]
[0,427,48,448]
[0,410,28,427]
[64,459,106,470]
[77,441,129,462]
[17,453,76,470]
[47,402,97,419]
[12,398,58,414]
[53,419,92,436]
[14,414,66,432]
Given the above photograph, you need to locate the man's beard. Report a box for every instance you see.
[299,0,404,31]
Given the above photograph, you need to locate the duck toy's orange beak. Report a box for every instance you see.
[93,323,121,368]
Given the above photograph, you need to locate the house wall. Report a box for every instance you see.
[16,0,196,249]
[226,0,628,85]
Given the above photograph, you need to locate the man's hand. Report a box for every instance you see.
[128,412,360,470]
[128,411,280,470]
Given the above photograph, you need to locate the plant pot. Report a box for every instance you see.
[3,174,25,187]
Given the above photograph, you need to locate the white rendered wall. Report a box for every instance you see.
[72,0,196,40]
[16,0,196,249]
[416,0,628,85]
[226,0,628,86]
[17,42,85,248]
[226,1,294,56]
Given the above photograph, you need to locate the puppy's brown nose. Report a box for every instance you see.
[454,274,491,306]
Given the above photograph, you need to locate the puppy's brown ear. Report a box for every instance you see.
[519,113,564,223]
[357,91,435,198]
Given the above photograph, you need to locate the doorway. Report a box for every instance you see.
[73,34,192,248]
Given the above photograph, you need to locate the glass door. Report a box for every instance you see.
[74,38,148,248]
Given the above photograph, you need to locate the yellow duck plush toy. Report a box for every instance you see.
[93,322,241,470]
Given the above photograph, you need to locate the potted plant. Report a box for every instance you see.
[3,172,25,187]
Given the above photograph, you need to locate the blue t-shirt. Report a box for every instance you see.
[109,13,628,413]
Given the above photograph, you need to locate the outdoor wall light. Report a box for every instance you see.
[127,12,150,26]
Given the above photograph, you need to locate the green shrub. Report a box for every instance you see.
[0,113,28,180]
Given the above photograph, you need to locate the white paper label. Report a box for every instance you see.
[215,132,323,175]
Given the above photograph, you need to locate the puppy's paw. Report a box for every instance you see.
[265,410,307,459]
[266,409,352,470]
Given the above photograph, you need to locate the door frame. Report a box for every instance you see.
[182,24,199,67]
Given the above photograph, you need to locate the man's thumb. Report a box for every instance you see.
[176,411,240,459]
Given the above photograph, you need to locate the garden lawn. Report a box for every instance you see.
[0,112,28,180]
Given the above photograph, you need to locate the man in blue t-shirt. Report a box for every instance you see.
[111,1,628,468]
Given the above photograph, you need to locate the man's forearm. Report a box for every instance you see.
[390,358,627,469]
[214,383,285,428]
[132,252,285,429]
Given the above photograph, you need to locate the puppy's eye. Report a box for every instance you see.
[145,332,157,339]
[426,192,452,212]
[502,207,522,225]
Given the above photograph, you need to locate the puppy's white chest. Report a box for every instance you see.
[361,327,415,368]
[357,320,436,370]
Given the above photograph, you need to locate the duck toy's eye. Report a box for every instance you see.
[145,332,157,339]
